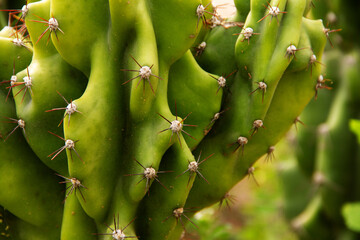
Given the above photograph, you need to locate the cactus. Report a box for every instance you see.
[281,49,360,240]
[0,0,328,239]
[276,0,360,238]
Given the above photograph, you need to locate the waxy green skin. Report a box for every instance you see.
[6,214,61,240]
[168,50,222,147]
[278,0,360,233]
[291,195,334,240]
[0,27,32,81]
[10,1,87,175]
[50,0,110,76]
[49,0,125,223]
[194,11,242,76]
[0,0,329,239]
[295,49,341,179]
[277,159,313,220]
[236,0,305,138]
[186,0,326,210]
[0,91,63,237]
[314,52,360,223]
[148,0,201,66]
[60,191,97,240]
[278,0,360,238]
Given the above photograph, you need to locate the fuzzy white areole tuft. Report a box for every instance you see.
[217,76,226,88]
[253,120,263,128]
[139,66,152,79]
[286,44,297,55]
[243,27,254,39]
[48,18,59,31]
[10,75,17,86]
[237,136,248,145]
[170,120,183,133]
[65,139,75,149]
[310,54,317,63]
[23,75,32,87]
[173,207,184,218]
[21,5,29,17]
[144,167,156,179]
[196,4,205,17]
[188,161,198,172]
[66,102,77,115]
[112,229,126,240]
[17,119,25,128]
[269,6,280,16]
[258,81,267,90]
